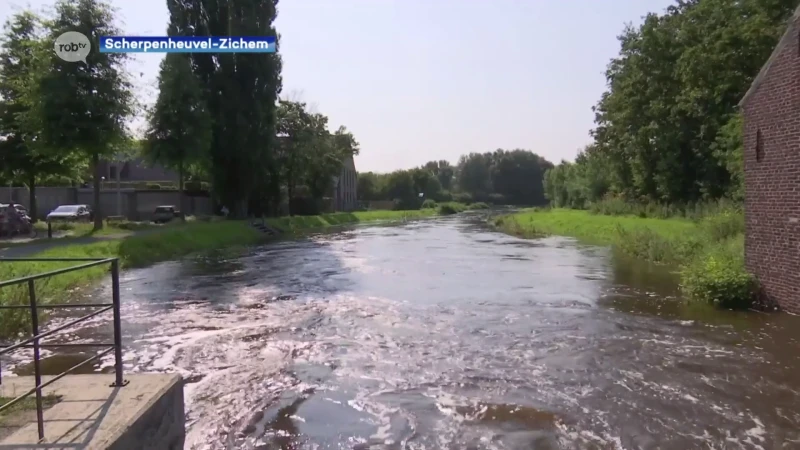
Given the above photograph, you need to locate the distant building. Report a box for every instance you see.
[333,153,358,212]
[739,5,800,313]
[97,157,179,182]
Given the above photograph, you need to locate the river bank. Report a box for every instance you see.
[0,210,446,337]
[492,208,755,309]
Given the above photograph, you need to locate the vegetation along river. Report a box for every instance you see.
[5,214,800,449]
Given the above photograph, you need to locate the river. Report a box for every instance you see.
[5,214,800,449]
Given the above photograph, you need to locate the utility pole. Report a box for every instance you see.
[116,162,121,216]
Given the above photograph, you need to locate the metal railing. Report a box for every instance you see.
[0,257,127,441]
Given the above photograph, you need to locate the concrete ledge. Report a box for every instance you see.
[0,374,184,449]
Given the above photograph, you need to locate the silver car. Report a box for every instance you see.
[47,204,92,222]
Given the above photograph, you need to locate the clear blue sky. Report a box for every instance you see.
[4,0,675,173]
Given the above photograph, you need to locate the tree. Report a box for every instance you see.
[384,170,416,208]
[276,100,315,215]
[410,167,442,201]
[589,0,796,205]
[423,160,455,191]
[0,11,78,222]
[490,149,551,205]
[143,52,211,221]
[455,153,492,198]
[169,0,282,217]
[357,172,381,201]
[36,0,135,229]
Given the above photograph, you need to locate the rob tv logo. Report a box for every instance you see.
[54,31,91,63]
[58,42,87,52]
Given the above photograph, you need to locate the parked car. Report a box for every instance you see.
[46,204,92,222]
[152,205,179,224]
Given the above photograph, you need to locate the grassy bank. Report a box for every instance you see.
[493,208,754,309]
[418,200,490,215]
[265,209,438,233]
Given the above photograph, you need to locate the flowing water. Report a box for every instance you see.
[4,214,800,449]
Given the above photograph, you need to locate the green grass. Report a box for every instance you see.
[493,207,755,309]
[117,220,262,268]
[493,209,696,248]
[265,210,437,233]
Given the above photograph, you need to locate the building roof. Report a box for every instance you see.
[739,5,800,107]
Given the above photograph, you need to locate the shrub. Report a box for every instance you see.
[589,196,633,216]
[438,202,467,215]
[437,190,453,202]
[145,183,162,190]
[589,196,741,221]
[452,192,473,204]
[467,202,489,210]
[680,235,755,310]
[613,224,703,264]
[421,199,438,209]
[698,209,744,242]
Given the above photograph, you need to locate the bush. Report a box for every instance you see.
[614,225,702,264]
[437,190,453,202]
[438,202,467,215]
[452,192,473,204]
[146,183,162,190]
[589,196,741,221]
[467,202,489,210]
[681,236,755,310]
[421,199,438,209]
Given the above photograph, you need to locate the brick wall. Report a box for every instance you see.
[742,12,800,313]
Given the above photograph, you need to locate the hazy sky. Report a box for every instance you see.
[3,0,675,173]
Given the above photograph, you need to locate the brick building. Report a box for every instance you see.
[740,5,800,313]
[333,153,358,212]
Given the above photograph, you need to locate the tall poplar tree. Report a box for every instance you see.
[165,0,282,218]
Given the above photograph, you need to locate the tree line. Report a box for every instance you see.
[358,149,553,208]
[0,0,358,228]
[544,0,797,209]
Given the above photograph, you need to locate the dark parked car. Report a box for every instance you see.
[46,204,92,222]
[153,205,179,224]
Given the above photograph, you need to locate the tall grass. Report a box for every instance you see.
[493,206,756,309]
[118,221,262,268]
[265,210,437,233]
[588,196,740,220]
